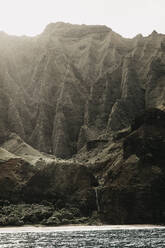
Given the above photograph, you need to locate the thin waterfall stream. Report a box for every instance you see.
[95,187,100,213]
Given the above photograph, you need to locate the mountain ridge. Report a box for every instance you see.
[0,23,165,225]
[0,22,164,158]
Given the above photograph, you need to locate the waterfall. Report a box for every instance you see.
[95,188,100,212]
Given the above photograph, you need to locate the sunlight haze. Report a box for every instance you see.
[0,0,164,37]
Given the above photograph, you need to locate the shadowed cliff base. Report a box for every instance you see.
[0,109,165,225]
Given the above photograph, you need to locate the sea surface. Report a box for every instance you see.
[0,225,164,248]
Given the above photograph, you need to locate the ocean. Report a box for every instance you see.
[0,225,164,247]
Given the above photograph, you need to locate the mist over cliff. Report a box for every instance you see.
[0,23,165,225]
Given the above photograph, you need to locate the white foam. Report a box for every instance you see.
[0,225,164,233]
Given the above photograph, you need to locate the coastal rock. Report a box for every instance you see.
[0,23,165,225]
[99,109,165,224]
[0,144,97,216]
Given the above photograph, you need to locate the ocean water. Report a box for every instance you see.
[0,225,164,248]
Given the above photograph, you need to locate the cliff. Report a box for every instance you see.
[0,23,165,225]
[0,23,165,158]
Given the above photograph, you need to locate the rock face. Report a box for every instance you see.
[88,109,165,224]
[0,24,165,158]
[0,23,165,225]
[0,133,98,225]
[0,157,96,212]
[0,142,97,222]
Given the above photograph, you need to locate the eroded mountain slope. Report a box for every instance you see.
[0,23,165,158]
[0,23,165,225]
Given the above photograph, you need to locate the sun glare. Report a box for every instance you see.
[0,0,164,37]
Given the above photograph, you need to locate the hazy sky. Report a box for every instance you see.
[0,0,164,37]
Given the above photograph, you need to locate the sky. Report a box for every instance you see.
[0,0,164,38]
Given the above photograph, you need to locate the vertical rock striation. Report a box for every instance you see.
[0,23,164,159]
